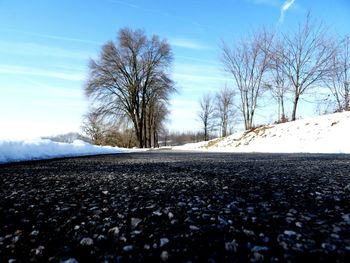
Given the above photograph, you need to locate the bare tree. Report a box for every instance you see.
[198,93,216,141]
[215,85,236,137]
[85,28,175,148]
[276,14,336,121]
[81,109,105,145]
[324,35,350,112]
[222,29,274,130]
[266,40,289,122]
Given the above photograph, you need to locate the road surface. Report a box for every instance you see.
[1,151,350,262]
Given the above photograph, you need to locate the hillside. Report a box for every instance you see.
[174,112,350,153]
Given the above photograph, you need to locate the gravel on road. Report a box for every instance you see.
[1,151,350,262]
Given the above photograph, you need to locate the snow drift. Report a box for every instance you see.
[0,139,130,164]
[174,112,350,153]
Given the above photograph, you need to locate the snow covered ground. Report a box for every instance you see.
[174,112,350,153]
[0,139,132,164]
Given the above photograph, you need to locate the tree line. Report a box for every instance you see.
[83,13,349,146]
[221,13,349,131]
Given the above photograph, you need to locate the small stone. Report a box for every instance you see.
[144,244,151,250]
[243,229,255,237]
[97,235,107,241]
[168,212,174,219]
[284,230,298,237]
[80,237,94,246]
[12,236,20,243]
[102,190,109,195]
[33,246,45,256]
[252,252,264,261]
[321,243,336,251]
[225,240,239,252]
[153,211,162,216]
[60,258,79,263]
[251,246,269,252]
[189,225,200,231]
[108,227,120,237]
[131,230,142,235]
[160,251,169,262]
[131,218,142,229]
[30,230,39,236]
[160,238,169,247]
[74,225,80,230]
[123,245,133,252]
[295,222,303,228]
[342,214,350,224]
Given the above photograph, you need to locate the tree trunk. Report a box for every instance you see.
[345,82,349,111]
[281,95,286,122]
[291,95,299,121]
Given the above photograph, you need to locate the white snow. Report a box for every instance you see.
[0,139,132,164]
[174,112,350,153]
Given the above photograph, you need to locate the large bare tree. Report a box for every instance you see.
[85,28,175,148]
[198,93,216,141]
[275,14,336,121]
[222,29,274,130]
[215,86,235,137]
[324,35,350,112]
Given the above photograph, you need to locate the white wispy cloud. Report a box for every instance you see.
[0,64,84,81]
[278,0,296,24]
[169,38,211,50]
[247,0,280,7]
[0,28,101,45]
[0,40,93,60]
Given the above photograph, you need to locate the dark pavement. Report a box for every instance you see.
[1,151,350,262]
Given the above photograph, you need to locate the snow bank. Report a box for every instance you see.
[174,112,350,153]
[0,139,131,164]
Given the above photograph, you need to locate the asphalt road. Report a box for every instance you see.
[1,151,350,262]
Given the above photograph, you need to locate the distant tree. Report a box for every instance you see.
[42,133,90,144]
[266,40,289,123]
[85,28,175,148]
[222,29,274,130]
[323,35,350,112]
[215,86,236,137]
[81,109,105,145]
[198,93,216,141]
[275,13,336,121]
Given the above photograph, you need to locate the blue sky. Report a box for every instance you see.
[0,0,349,139]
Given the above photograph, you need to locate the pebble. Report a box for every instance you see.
[160,250,169,261]
[342,214,350,224]
[321,243,336,251]
[80,237,94,246]
[225,240,239,252]
[153,211,162,216]
[123,245,133,252]
[168,212,174,219]
[60,258,79,263]
[131,218,142,229]
[33,245,45,256]
[30,230,39,236]
[283,230,298,237]
[189,225,200,231]
[108,226,120,237]
[251,246,269,252]
[160,238,170,247]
